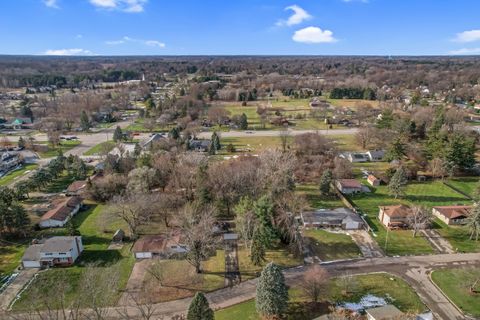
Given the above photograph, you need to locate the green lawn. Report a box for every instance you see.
[304,229,362,261]
[432,219,480,253]
[38,140,81,158]
[296,184,345,209]
[84,141,116,156]
[447,177,479,198]
[350,181,472,256]
[0,242,28,276]
[12,204,134,310]
[432,268,480,317]
[0,164,38,186]
[215,273,424,320]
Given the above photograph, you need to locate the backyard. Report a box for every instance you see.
[431,268,480,317]
[0,163,38,186]
[37,140,81,158]
[350,181,472,256]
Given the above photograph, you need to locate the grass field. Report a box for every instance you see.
[12,204,134,310]
[0,164,38,186]
[447,177,479,198]
[37,140,81,158]
[350,181,472,256]
[304,229,362,261]
[215,273,424,320]
[84,141,116,156]
[431,268,480,317]
[0,241,28,276]
[296,184,345,209]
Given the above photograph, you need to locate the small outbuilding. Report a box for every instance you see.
[367,175,381,187]
[432,205,471,225]
[112,229,125,243]
[365,305,404,320]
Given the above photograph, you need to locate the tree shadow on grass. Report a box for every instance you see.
[78,249,123,266]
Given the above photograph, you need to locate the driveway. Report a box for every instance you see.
[0,268,38,311]
[349,230,384,258]
[422,229,455,254]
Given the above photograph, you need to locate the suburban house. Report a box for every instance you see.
[365,305,404,320]
[301,208,364,230]
[378,205,413,229]
[0,152,22,173]
[189,139,211,152]
[22,236,84,268]
[141,133,166,150]
[346,152,369,163]
[132,231,188,259]
[432,205,472,225]
[366,150,386,162]
[39,196,83,228]
[367,175,382,187]
[335,179,367,194]
[66,180,87,196]
[6,117,33,130]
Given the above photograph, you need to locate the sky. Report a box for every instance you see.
[0,0,479,56]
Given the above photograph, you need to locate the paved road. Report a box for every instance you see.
[198,128,358,139]
[6,253,476,320]
[0,269,38,311]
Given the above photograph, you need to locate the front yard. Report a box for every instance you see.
[432,219,480,253]
[303,229,362,261]
[431,268,480,317]
[215,273,424,320]
[0,164,38,186]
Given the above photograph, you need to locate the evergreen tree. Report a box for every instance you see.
[254,196,276,247]
[239,113,249,130]
[256,262,289,319]
[186,292,214,320]
[169,127,180,140]
[211,131,221,150]
[113,126,123,142]
[250,231,266,266]
[196,164,212,205]
[133,143,142,158]
[208,141,217,155]
[445,132,476,171]
[319,170,333,195]
[18,136,26,149]
[388,166,408,199]
[80,110,90,131]
[385,138,406,162]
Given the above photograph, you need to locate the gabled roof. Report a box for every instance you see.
[41,196,82,222]
[337,179,362,189]
[67,181,86,193]
[433,205,472,219]
[379,205,413,218]
[132,231,183,253]
[365,304,404,320]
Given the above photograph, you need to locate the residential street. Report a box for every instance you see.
[6,253,477,320]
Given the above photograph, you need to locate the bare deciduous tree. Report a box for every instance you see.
[301,265,330,302]
[408,206,432,237]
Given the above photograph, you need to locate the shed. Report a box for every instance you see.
[113,229,125,243]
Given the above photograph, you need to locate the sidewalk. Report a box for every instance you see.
[0,268,38,311]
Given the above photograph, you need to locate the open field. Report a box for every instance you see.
[304,229,362,261]
[350,181,472,256]
[12,204,134,310]
[0,164,38,186]
[84,140,116,156]
[296,184,345,209]
[37,140,81,158]
[0,241,28,276]
[215,273,424,320]
[431,268,480,317]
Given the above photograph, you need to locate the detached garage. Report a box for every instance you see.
[132,232,188,259]
[21,244,43,268]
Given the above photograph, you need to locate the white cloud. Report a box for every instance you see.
[292,26,337,44]
[276,5,312,27]
[43,48,94,56]
[89,0,147,13]
[106,36,165,48]
[449,48,480,55]
[43,0,59,8]
[453,30,480,43]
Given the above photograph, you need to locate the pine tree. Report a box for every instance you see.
[169,127,180,140]
[18,136,26,149]
[256,262,289,319]
[211,131,221,150]
[240,113,249,130]
[250,231,266,266]
[80,110,90,131]
[113,126,123,142]
[388,166,408,199]
[186,292,214,320]
[319,170,332,195]
[208,141,217,155]
[385,138,405,161]
[11,203,30,237]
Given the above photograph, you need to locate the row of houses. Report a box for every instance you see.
[379,204,472,229]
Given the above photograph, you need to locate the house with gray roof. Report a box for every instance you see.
[22,236,84,268]
[301,208,364,230]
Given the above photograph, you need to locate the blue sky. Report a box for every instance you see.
[0,0,479,55]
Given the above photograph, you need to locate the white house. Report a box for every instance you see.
[378,205,413,229]
[22,236,84,268]
[367,150,385,162]
[39,197,83,228]
[335,179,365,195]
[301,208,364,230]
[132,231,188,259]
